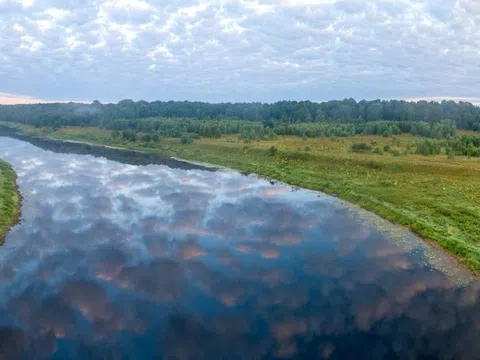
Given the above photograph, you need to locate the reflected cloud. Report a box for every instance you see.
[261,249,280,259]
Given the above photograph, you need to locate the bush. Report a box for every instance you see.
[383,144,391,152]
[466,143,480,157]
[373,147,384,155]
[391,137,401,146]
[416,140,441,156]
[351,143,372,153]
[122,130,137,142]
[180,134,193,145]
[267,146,278,156]
[304,146,311,152]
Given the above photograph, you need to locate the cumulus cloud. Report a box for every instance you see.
[0,0,479,102]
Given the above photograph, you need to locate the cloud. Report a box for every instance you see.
[0,0,478,103]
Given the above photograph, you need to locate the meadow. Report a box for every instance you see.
[2,122,480,272]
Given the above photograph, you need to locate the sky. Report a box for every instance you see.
[0,0,479,104]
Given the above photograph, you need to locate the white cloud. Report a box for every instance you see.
[19,0,34,8]
[12,23,24,32]
[0,0,479,103]
[44,7,70,20]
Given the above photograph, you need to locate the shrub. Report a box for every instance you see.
[122,130,137,142]
[466,143,480,157]
[373,147,384,155]
[267,146,278,156]
[180,134,193,145]
[391,137,401,146]
[416,140,441,156]
[383,144,391,152]
[351,143,372,153]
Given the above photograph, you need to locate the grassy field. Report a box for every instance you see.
[3,122,480,272]
[0,158,20,242]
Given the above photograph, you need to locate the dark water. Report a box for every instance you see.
[0,136,479,360]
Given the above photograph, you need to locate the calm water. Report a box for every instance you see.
[0,135,479,360]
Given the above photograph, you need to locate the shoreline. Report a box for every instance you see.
[0,124,478,276]
[0,159,21,243]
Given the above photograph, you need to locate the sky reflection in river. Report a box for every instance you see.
[0,136,479,360]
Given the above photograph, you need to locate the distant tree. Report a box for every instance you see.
[122,129,137,142]
[180,134,193,144]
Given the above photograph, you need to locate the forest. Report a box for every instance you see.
[2,98,480,157]
[0,98,480,130]
[104,118,457,140]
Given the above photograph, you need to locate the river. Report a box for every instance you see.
[0,134,478,360]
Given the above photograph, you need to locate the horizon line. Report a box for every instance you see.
[1,92,480,106]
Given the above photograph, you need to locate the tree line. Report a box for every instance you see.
[0,99,480,130]
[98,118,457,146]
[103,118,455,140]
[350,134,480,157]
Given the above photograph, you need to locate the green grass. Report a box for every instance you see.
[0,159,20,242]
[3,122,480,273]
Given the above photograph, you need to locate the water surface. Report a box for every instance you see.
[0,136,479,360]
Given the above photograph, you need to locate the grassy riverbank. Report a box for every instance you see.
[2,122,480,272]
[0,159,20,242]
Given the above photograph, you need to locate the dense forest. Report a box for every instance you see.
[105,118,456,140]
[1,99,480,130]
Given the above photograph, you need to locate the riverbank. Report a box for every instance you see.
[0,158,21,242]
[1,122,479,273]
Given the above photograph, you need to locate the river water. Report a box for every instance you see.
[0,135,478,360]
